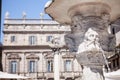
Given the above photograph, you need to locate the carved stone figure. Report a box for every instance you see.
[22,11,26,19]
[5,12,10,19]
[65,15,116,52]
[65,15,116,80]
[77,28,100,53]
[45,1,119,80]
[76,28,105,80]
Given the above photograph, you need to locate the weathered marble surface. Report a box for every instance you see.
[64,15,115,80]
[82,66,104,80]
[45,1,119,80]
[65,15,116,52]
[45,0,120,24]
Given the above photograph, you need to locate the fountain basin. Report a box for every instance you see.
[45,0,120,24]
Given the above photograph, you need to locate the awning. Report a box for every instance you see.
[0,71,30,79]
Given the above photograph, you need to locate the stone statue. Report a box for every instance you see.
[64,15,116,80]
[45,1,119,80]
[5,12,10,19]
[22,11,26,19]
[49,36,64,52]
[76,28,105,80]
[77,28,100,53]
[65,15,116,52]
[40,12,44,19]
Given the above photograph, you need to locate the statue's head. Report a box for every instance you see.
[85,28,99,42]
[51,37,60,46]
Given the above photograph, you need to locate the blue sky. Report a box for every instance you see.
[1,0,51,42]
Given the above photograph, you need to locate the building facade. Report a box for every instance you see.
[107,19,120,71]
[0,42,2,71]
[2,18,82,80]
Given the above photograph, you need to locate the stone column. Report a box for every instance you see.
[54,50,60,80]
[49,36,62,80]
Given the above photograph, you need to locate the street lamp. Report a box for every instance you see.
[49,36,64,80]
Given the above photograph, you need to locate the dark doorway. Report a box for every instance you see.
[66,78,73,80]
[48,78,54,80]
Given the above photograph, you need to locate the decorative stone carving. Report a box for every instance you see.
[40,12,44,19]
[76,28,105,66]
[65,15,116,52]
[22,11,26,19]
[5,12,10,19]
[45,1,119,80]
[45,52,54,59]
[77,28,100,53]
[26,54,39,60]
[64,15,116,80]
[45,0,120,24]
[62,53,75,59]
[7,54,21,59]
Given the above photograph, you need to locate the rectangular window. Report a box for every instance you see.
[11,36,16,42]
[47,60,53,72]
[46,36,53,42]
[10,61,17,73]
[29,61,36,73]
[29,36,37,45]
[65,60,72,72]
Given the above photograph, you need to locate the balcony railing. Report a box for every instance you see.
[19,71,82,79]
[3,27,71,32]
[4,19,71,32]
[4,19,59,25]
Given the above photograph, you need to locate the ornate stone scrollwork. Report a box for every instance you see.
[26,54,39,60]
[7,54,21,60]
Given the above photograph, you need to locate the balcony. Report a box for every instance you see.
[21,71,82,79]
[60,71,82,79]
[45,72,54,79]
[44,71,82,79]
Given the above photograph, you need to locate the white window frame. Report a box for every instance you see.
[46,36,53,42]
[47,60,53,72]
[10,61,18,73]
[29,36,37,45]
[28,60,37,73]
[64,60,72,72]
[11,36,16,43]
